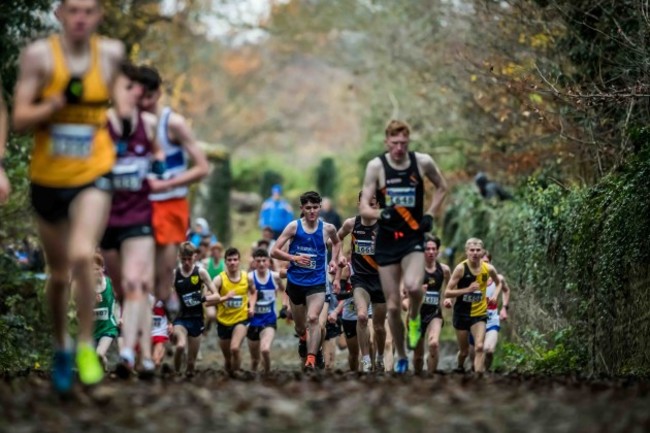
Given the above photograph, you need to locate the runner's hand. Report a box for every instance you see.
[443,299,453,309]
[327,312,338,324]
[148,178,171,193]
[419,214,434,233]
[332,279,341,294]
[292,254,311,267]
[248,307,255,318]
[500,307,508,321]
[378,206,399,225]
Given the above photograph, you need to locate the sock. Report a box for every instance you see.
[362,355,371,363]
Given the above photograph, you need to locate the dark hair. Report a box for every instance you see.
[136,65,162,91]
[179,241,196,257]
[252,248,270,259]
[299,191,322,205]
[224,247,240,259]
[120,60,140,81]
[256,239,270,249]
[424,234,441,249]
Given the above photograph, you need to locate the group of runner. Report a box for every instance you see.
[3,0,511,392]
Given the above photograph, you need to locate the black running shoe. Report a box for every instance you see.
[316,349,325,370]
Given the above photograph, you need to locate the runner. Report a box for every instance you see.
[359,120,448,373]
[203,242,224,334]
[100,64,165,379]
[468,251,510,370]
[247,248,285,374]
[212,247,256,374]
[412,235,450,374]
[135,66,209,306]
[336,191,385,372]
[90,253,119,371]
[270,191,345,370]
[171,242,223,376]
[445,238,500,373]
[150,294,172,368]
[12,0,136,392]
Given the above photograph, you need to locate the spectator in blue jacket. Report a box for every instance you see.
[259,184,294,239]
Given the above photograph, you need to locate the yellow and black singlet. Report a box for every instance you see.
[217,271,250,326]
[31,35,114,187]
[453,259,490,318]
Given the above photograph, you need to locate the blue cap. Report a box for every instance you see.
[271,184,282,194]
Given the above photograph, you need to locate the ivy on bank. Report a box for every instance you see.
[443,150,650,376]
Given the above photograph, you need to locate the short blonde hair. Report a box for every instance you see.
[465,237,484,250]
[179,241,196,257]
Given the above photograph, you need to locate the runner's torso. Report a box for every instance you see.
[350,215,379,276]
[250,270,277,326]
[421,261,444,316]
[32,35,114,187]
[150,107,188,201]
[174,266,203,319]
[217,271,250,326]
[453,260,489,318]
[287,219,327,286]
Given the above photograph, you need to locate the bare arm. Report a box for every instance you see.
[164,113,209,188]
[499,274,511,320]
[325,223,345,269]
[204,275,233,306]
[199,267,216,295]
[487,265,500,303]
[270,221,307,265]
[0,88,9,203]
[12,42,63,132]
[418,153,448,217]
[445,265,478,298]
[247,276,257,317]
[440,263,452,305]
[359,159,383,221]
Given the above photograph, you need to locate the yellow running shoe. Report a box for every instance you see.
[76,343,104,385]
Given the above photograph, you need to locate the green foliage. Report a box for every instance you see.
[314,157,337,198]
[0,0,51,100]
[444,151,650,375]
[206,158,232,245]
[0,254,51,374]
[260,170,283,199]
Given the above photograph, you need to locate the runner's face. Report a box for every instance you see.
[180,254,194,272]
[211,248,222,259]
[58,0,102,42]
[255,257,269,272]
[138,88,160,112]
[226,254,240,272]
[424,241,438,263]
[301,202,321,222]
[385,133,409,162]
[466,244,483,264]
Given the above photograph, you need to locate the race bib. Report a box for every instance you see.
[255,302,273,315]
[225,296,243,309]
[423,292,440,306]
[487,309,498,320]
[295,254,316,270]
[50,124,95,158]
[182,291,202,307]
[346,302,356,313]
[386,187,416,208]
[94,307,108,321]
[112,163,142,191]
[153,316,163,328]
[354,239,375,255]
[462,291,483,303]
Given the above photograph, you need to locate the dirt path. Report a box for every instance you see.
[1,323,649,433]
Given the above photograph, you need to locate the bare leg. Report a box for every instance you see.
[248,339,261,372]
[173,325,188,373]
[346,335,359,371]
[427,318,443,373]
[305,293,325,356]
[383,318,394,371]
[259,327,276,374]
[354,288,371,358]
[186,335,201,374]
[155,244,177,302]
[229,324,248,371]
[455,329,470,371]
[471,321,487,373]
[483,330,499,370]
[378,264,406,359]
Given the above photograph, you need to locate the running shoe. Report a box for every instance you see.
[298,334,307,359]
[316,348,325,370]
[304,354,316,370]
[52,350,74,393]
[394,358,409,374]
[407,316,422,350]
[138,358,156,381]
[76,343,104,386]
[375,359,385,372]
[115,348,135,380]
[361,358,372,373]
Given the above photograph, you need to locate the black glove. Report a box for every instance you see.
[64,77,83,104]
[379,206,399,225]
[279,305,288,319]
[151,160,166,179]
[420,214,434,233]
[200,295,207,303]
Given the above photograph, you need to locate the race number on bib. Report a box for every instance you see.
[225,296,243,309]
[94,307,108,321]
[354,239,375,255]
[386,187,416,208]
[423,292,440,306]
[182,291,202,307]
[50,124,95,158]
[112,163,142,191]
[295,254,317,270]
[153,316,163,328]
[255,302,273,315]
[462,291,483,303]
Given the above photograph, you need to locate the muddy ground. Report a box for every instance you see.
[1,323,648,433]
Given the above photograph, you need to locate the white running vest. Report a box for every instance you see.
[149,107,189,201]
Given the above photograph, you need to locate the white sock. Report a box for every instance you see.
[362,355,371,363]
